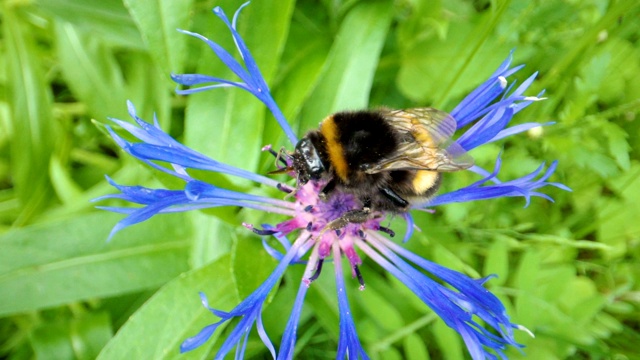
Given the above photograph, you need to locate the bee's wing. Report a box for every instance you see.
[364,108,473,173]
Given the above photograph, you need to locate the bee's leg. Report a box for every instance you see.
[317,198,372,235]
[323,207,372,231]
[267,147,294,175]
[380,186,409,208]
[319,178,336,200]
[274,146,290,168]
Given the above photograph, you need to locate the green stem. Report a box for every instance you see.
[369,313,438,353]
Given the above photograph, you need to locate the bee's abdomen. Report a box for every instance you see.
[411,170,441,196]
[388,170,442,199]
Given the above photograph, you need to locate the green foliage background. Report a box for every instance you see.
[1,0,639,359]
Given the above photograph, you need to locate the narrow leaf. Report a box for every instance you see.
[123,0,195,77]
[0,212,191,316]
[97,256,239,360]
[4,8,57,224]
[300,0,394,130]
[36,0,144,49]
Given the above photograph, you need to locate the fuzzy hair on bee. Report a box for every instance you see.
[280,107,473,230]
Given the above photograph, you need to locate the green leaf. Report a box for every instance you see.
[3,7,57,225]
[35,0,144,49]
[271,31,331,142]
[305,268,340,341]
[0,212,190,316]
[483,238,509,286]
[188,212,233,269]
[123,0,194,78]
[597,164,640,258]
[237,0,296,82]
[357,284,405,332]
[122,52,173,127]
[54,21,129,122]
[432,320,463,360]
[378,346,403,360]
[513,248,541,326]
[299,0,394,130]
[50,155,84,205]
[602,122,631,171]
[396,3,512,107]
[539,265,575,304]
[29,311,113,360]
[31,321,75,360]
[232,234,278,300]
[403,333,430,360]
[97,255,238,360]
[570,291,605,325]
[70,312,114,360]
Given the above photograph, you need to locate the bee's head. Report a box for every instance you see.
[293,134,326,185]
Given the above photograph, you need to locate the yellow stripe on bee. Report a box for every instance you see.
[319,116,349,182]
[412,170,438,194]
[410,117,435,146]
[412,128,432,144]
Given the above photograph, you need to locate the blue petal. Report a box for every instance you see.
[333,245,369,360]
[185,180,290,207]
[170,74,247,90]
[213,4,265,91]
[451,53,526,128]
[426,186,526,207]
[180,323,222,352]
[182,239,306,355]
[401,213,415,243]
[108,106,282,187]
[278,282,309,360]
[172,4,298,145]
[452,76,507,127]
[361,235,522,358]
[103,176,181,204]
[490,121,554,143]
[179,28,253,86]
[425,155,569,207]
[215,307,261,359]
[105,195,188,241]
[458,107,514,151]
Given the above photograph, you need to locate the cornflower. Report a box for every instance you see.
[96,3,570,359]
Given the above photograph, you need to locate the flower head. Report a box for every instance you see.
[97,3,569,360]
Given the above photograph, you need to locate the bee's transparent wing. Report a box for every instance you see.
[364,108,473,173]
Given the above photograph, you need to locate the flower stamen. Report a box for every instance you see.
[353,264,365,291]
[242,223,278,236]
[276,183,293,194]
[304,258,324,286]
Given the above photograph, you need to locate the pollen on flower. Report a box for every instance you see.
[517,324,536,338]
[242,222,277,236]
[523,96,546,101]
[498,75,508,87]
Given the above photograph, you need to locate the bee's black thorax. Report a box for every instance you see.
[331,111,399,173]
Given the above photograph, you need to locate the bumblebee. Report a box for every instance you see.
[288,108,473,230]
